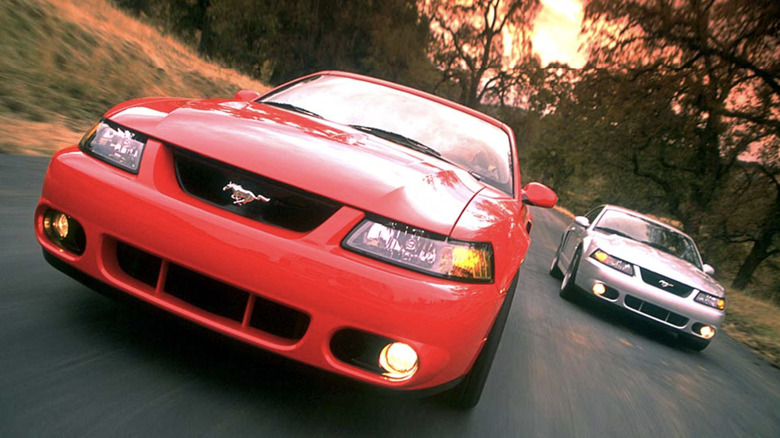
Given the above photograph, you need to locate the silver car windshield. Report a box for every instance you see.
[261,75,514,195]
[594,210,702,268]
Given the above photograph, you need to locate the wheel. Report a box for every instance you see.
[447,271,519,409]
[549,250,563,279]
[678,333,711,351]
[559,248,581,300]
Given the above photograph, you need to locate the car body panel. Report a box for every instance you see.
[35,71,556,395]
[108,98,483,236]
[36,143,503,390]
[552,205,725,340]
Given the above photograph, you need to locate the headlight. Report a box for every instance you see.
[343,217,493,283]
[591,249,634,276]
[694,291,725,310]
[79,119,148,173]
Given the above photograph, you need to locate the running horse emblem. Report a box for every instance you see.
[222,182,270,206]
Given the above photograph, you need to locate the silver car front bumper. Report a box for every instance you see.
[574,257,725,339]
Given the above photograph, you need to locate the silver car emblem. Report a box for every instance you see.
[658,279,674,288]
[223,182,270,206]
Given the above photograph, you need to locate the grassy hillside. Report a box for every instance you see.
[0,0,268,155]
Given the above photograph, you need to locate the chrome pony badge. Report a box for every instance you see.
[223,182,270,206]
[658,279,675,288]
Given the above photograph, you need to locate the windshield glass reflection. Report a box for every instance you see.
[595,210,702,268]
[261,75,513,195]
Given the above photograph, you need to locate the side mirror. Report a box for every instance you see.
[234,89,262,102]
[703,264,715,276]
[574,216,590,228]
[522,182,557,208]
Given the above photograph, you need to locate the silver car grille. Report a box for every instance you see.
[639,268,695,298]
[624,295,689,327]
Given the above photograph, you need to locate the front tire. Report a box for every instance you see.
[549,250,563,279]
[559,249,581,300]
[447,271,519,409]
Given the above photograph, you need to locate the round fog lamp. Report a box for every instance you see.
[592,282,606,296]
[699,325,715,339]
[53,213,70,238]
[379,342,418,380]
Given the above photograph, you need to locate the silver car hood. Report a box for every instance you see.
[590,232,725,297]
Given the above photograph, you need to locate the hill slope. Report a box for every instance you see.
[0,0,268,155]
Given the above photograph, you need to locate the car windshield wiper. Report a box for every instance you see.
[595,226,636,241]
[642,240,678,257]
[262,101,322,118]
[349,125,441,158]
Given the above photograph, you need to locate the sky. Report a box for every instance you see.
[531,0,587,67]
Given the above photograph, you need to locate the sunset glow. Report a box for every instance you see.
[532,0,586,67]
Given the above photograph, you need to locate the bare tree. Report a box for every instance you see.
[422,0,541,108]
[582,0,780,288]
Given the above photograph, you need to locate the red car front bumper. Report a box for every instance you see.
[34,142,507,391]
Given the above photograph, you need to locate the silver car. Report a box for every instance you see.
[550,205,725,351]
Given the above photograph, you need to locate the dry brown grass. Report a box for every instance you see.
[49,0,268,96]
[0,115,82,155]
[723,291,780,368]
[0,0,268,155]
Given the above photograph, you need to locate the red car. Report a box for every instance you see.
[34,71,556,408]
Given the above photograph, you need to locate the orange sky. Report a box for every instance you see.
[531,0,586,67]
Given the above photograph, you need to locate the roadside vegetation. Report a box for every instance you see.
[1,0,778,366]
[723,292,780,367]
[0,0,266,155]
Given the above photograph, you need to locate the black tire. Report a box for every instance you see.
[447,271,519,409]
[559,248,581,300]
[549,249,563,279]
[678,334,711,351]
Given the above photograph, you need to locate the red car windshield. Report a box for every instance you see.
[261,74,514,195]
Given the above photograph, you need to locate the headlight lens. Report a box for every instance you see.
[694,291,726,310]
[591,249,634,276]
[79,119,148,173]
[343,217,493,282]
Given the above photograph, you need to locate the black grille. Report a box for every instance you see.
[249,295,310,340]
[639,268,695,298]
[117,241,161,287]
[165,264,250,322]
[115,241,310,341]
[624,295,689,327]
[173,148,342,232]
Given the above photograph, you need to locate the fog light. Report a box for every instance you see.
[592,282,606,296]
[53,213,69,238]
[699,325,715,339]
[379,342,418,380]
[42,209,86,255]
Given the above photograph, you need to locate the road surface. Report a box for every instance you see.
[2,155,780,436]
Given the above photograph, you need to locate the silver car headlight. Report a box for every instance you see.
[694,291,726,310]
[343,217,493,283]
[591,249,634,276]
[79,119,148,173]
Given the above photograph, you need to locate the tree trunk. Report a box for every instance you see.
[196,0,212,55]
[731,228,776,290]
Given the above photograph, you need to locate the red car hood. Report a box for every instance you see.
[108,99,486,235]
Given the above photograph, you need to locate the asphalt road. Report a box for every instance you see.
[2,154,780,437]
